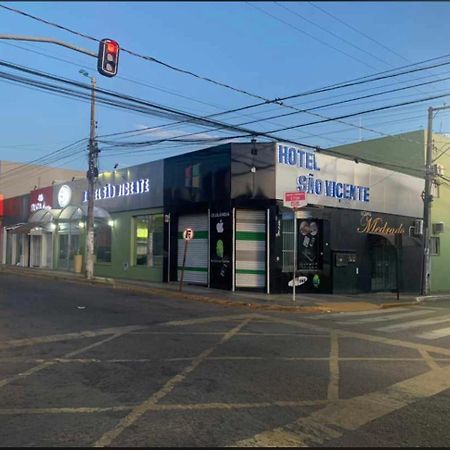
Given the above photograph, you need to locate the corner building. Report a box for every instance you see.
[2,142,424,295]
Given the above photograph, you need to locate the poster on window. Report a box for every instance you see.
[209,211,232,290]
[297,219,322,271]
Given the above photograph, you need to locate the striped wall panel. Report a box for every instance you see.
[235,210,266,288]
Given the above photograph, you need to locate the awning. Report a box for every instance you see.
[6,223,42,234]
[58,205,111,221]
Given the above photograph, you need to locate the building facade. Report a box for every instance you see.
[329,130,450,294]
[1,142,425,295]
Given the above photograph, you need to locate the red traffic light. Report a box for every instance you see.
[106,41,118,54]
[97,38,120,78]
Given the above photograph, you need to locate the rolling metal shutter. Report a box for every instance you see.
[177,214,208,285]
[235,209,266,288]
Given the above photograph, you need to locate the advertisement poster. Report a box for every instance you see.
[298,219,322,271]
[209,211,232,290]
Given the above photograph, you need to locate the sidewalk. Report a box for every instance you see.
[2,265,450,314]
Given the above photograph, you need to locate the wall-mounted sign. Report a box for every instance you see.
[357,215,405,235]
[30,186,53,212]
[276,143,423,218]
[83,178,150,203]
[57,184,72,208]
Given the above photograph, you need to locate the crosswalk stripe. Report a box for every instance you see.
[416,327,450,340]
[309,307,412,320]
[338,310,434,325]
[376,315,450,333]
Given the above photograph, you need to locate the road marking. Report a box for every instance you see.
[308,307,413,320]
[328,332,339,401]
[0,400,329,416]
[233,363,450,447]
[418,349,440,370]
[0,331,135,390]
[94,318,253,447]
[161,314,262,327]
[0,325,146,350]
[376,315,450,333]
[337,309,434,325]
[416,326,450,340]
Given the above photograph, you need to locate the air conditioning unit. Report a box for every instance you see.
[414,219,424,236]
[432,222,445,234]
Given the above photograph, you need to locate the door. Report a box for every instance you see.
[31,235,41,267]
[177,214,208,285]
[235,209,266,289]
[370,235,397,291]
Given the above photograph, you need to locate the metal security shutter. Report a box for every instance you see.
[235,210,266,288]
[178,214,208,285]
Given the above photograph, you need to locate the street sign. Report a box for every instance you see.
[284,191,307,209]
[182,228,194,240]
[288,276,308,287]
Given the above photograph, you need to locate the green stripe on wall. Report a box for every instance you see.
[236,269,266,275]
[177,266,208,272]
[236,231,265,241]
[177,231,208,239]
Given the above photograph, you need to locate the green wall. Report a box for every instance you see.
[93,207,164,283]
[429,133,450,293]
[329,130,425,178]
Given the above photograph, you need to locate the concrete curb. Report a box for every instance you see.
[2,265,444,314]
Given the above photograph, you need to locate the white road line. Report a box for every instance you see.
[416,326,450,340]
[308,307,413,320]
[94,318,253,447]
[338,310,434,325]
[376,315,450,333]
[0,325,146,350]
[233,363,450,447]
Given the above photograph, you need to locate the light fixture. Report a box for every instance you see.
[108,219,114,227]
[78,221,85,228]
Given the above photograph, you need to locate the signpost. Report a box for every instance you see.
[179,228,194,292]
[284,191,307,302]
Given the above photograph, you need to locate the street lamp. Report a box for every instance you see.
[79,69,97,281]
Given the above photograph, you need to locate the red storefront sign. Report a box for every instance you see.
[30,186,53,212]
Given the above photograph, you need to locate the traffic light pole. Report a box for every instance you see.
[86,76,97,281]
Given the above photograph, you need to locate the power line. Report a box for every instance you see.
[307,1,410,63]
[274,2,394,68]
[246,2,379,70]
[0,3,279,103]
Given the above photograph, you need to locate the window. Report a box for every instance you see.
[95,221,112,263]
[281,212,294,272]
[134,214,163,266]
[430,236,440,256]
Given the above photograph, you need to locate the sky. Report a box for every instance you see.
[2,1,450,174]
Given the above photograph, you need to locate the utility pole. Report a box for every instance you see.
[84,74,97,280]
[421,104,450,295]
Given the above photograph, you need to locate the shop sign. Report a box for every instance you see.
[82,178,150,203]
[276,142,424,217]
[57,184,72,208]
[30,186,53,212]
[278,144,370,203]
[357,215,405,235]
[209,211,232,290]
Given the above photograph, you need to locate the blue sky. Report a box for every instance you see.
[2,1,450,173]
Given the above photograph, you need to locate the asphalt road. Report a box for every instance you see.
[0,272,450,447]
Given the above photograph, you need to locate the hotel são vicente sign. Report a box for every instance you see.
[275,143,424,218]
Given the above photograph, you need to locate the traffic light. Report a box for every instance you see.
[97,38,119,77]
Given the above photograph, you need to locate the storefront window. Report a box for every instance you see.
[95,221,112,263]
[134,214,163,266]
